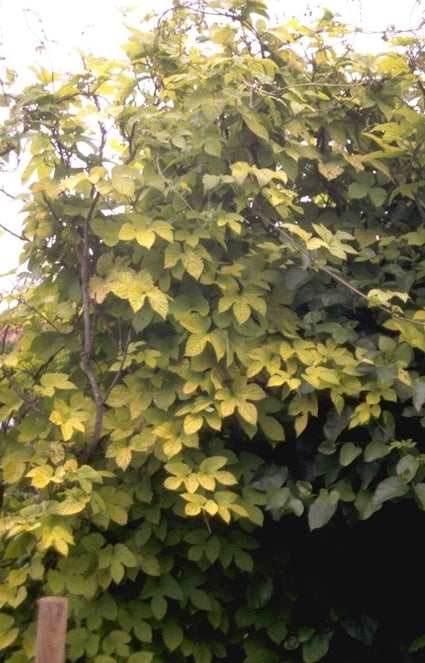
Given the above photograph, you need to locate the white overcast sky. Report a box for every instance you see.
[0,0,424,297]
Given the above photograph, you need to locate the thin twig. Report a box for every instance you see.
[0,222,25,241]
[6,293,64,334]
[0,186,18,200]
[155,153,199,216]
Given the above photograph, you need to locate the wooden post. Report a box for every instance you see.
[35,597,68,663]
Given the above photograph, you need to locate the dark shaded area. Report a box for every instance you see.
[256,501,425,662]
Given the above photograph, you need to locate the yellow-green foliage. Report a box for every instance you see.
[1,1,425,660]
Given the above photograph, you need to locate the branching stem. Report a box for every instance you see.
[78,187,104,462]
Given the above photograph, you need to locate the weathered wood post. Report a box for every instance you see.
[35,597,68,663]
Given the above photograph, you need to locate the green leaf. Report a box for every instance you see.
[202,174,221,192]
[348,182,368,199]
[0,614,19,651]
[140,555,161,577]
[182,251,204,279]
[135,229,156,249]
[234,549,254,572]
[240,110,269,141]
[184,413,204,434]
[364,439,391,462]
[237,401,258,425]
[189,588,212,611]
[268,620,288,645]
[373,477,408,505]
[185,333,208,357]
[161,574,184,600]
[81,533,106,552]
[38,372,77,396]
[162,621,184,651]
[247,577,274,609]
[299,627,315,643]
[318,161,344,180]
[214,470,237,486]
[127,653,154,663]
[414,483,425,510]
[308,496,338,531]
[369,187,386,207]
[199,456,228,473]
[412,380,425,411]
[259,414,285,441]
[115,543,137,567]
[115,447,132,471]
[341,615,377,645]
[231,161,252,185]
[133,620,153,644]
[193,641,213,663]
[384,319,425,353]
[204,536,221,563]
[151,594,167,621]
[147,290,169,319]
[207,328,227,361]
[396,455,419,482]
[302,633,331,663]
[233,298,251,324]
[110,559,125,583]
[57,489,90,515]
[368,288,408,308]
[409,633,425,653]
[91,217,121,246]
[26,464,54,489]
[112,174,135,197]
[339,442,362,467]
[244,644,279,663]
[118,222,136,241]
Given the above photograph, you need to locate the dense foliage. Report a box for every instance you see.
[1,1,425,660]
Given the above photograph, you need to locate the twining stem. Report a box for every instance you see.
[78,187,104,462]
